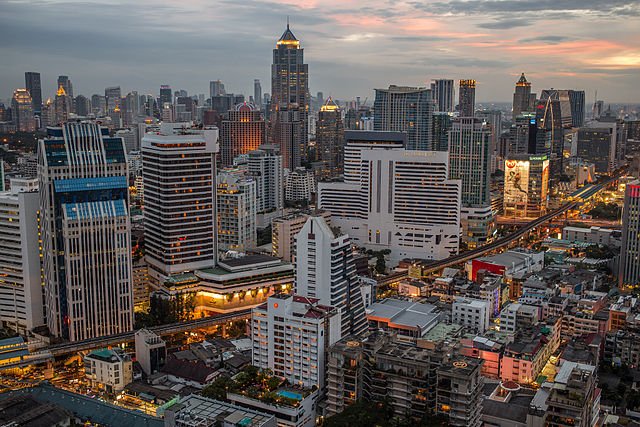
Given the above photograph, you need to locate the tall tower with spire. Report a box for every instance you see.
[270,22,309,169]
[512,73,533,117]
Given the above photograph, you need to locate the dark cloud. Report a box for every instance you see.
[412,0,640,16]
[519,35,574,44]
[477,18,531,29]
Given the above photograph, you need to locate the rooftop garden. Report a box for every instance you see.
[202,366,314,407]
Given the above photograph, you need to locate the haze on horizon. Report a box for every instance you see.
[1,0,639,104]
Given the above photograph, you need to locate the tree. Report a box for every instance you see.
[202,375,235,401]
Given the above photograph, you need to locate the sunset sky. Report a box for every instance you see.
[2,0,639,103]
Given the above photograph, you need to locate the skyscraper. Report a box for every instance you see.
[448,118,494,247]
[512,73,532,117]
[315,98,345,178]
[57,76,73,99]
[503,154,549,218]
[619,180,640,287]
[209,80,226,99]
[247,145,284,213]
[569,90,586,127]
[25,72,42,114]
[142,123,219,282]
[254,79,262,110]
[105,86,122,113]
[270,23,309,169]
[432,112,453,151]
[11,89,35,132]
[54,84,71,125]
[431,79,455,112]
[220,103,265,166]
[295,215,367,337]
[458,79,476,117]
[159,85,172,106]
[319,131,461,264]
[373,85,433,150]
[38,122,134,341]
[74,95,90,116]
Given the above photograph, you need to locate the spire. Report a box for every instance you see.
[516,73,530,87]
[277,18,299,45]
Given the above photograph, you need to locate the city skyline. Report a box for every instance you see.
[1,1,640,103]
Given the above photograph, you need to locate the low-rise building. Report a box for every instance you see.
[452,297,490,333]
[468,249,544,282]
[366,298,441,343]
[499,303,539,334]
[84,348,133,393]
[134,329,166,376]
[164,394,277,427]
[562,226,621,247]
[227,388,318,427]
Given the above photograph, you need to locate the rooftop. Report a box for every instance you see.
[167,394,274,427]
[366,298,440,334]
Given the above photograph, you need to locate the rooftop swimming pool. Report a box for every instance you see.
[276,390,303,401]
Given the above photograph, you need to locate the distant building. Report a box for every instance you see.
[247,145,284,213]
[620,180,640,287]
[512,73,534,117]
[285,167,314,202]
[24,72,42,114]
[11,89,35,132]
[315,98,345,178]
[221,103,265,166]
[503,154,549,218]
[452,297,490,333]
[374,85,433,150]
[252,294,341,388]
[84,348,133,393]
[575,123,619,174]
[217,171,257,252]
[431,79,455,113]
[458,79,476,117]
[271,210,331,262]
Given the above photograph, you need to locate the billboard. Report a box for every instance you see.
[504,159,530,209]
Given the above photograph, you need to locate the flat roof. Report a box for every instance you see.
[367,299,440,333]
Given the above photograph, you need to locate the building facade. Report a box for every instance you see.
[512,73,533,118]
[25,72,42,115]
[431,79,455,113]
[458,79,476,118]
[217,171,257,252]
[318,131,461,264]
[503,154,549,218]
[247,145,284,213]
[373,85,433,150]
[221,103,265,166]
[315,98,345,178]
[39,122,134,341]
[620,180,640,287]
[142,123,219,282]
[11,89,35,132]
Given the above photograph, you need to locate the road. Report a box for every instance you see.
[377,173,622,286]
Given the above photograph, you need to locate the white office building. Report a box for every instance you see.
[452,297,491,334]
[0,178,43,334]
[142,123,219,282]
[134,329,166,376]
[295,216,367,336]
[247,145,284,213]
[252,293,341,388]
[217,171,257,252]
[39,122,134,341]
[318,131,461,265]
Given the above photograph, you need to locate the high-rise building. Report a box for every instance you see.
[24,72,42,114]
[74,95,90,117]
[458,79,476,117]
[0,178,43,334]
[209,80,226,99]
[142,123,219,282]
[159,85,172,106]
[251,293,341,388]
[373,85,433,150]
[54,85,72,125]
[448,118,494,247]
[217,171,257,252]
[512,73,532,117]
[105,86,122,113]
[11,89,35,132]
[247,145,284,213]
[38,122,134,341]
[254,79,262,110]
[270,23,309,169]
[221,103,265,166]
[476,109,503,172]
[509,113,543,155]
[619,180,640,287]
[315,98,345,177]
[503,154,550,218]
[432,112,453,151]
[319,131,461,264]
[57,75,73,103]
[285,167,315,202]
[575,125,618,174]
[569,90,586,127]
[295,216,367,336]
[431,79,455,113]
[91,94,106,116]
[271,210,331,262]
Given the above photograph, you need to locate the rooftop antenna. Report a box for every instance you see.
[287,15,290,29]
